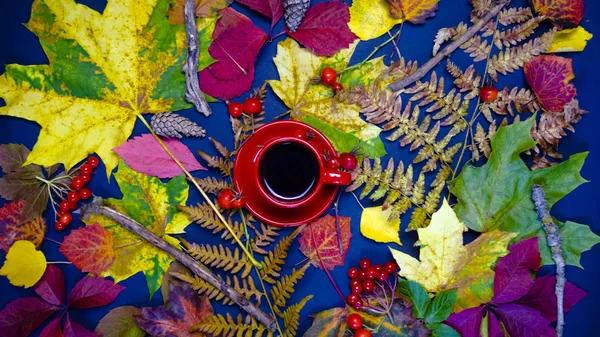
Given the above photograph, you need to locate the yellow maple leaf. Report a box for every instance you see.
[387,0,440,24]
[0,240,47,288]
[390,200,516,311]
[360,206,402,245]
[348,0,403,40]
[546,26,593,53]
[0,0,216,175]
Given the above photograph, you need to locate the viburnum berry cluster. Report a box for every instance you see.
[217,188,247,210]
[227,97,263,118]
[347,258,398,310]
[54,156,99,231]
[320,67,344,93]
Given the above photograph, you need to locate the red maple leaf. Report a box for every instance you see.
[298,214,352,270]
[59,223,115,276]
[524,55,577,113]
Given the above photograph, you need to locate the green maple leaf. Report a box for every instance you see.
[449,116,598,267]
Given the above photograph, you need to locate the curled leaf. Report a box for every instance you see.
[524,55,577,112]
[0,240,47,288]
[360,206,401,245]
[59,223,116,276]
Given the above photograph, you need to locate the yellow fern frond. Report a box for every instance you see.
[179,203,246,243]
[271,264,309,313]
[281,296,312,337]
[181,239,253,278]
[260,227,302,284]
[480,86,540,122]
[192,176,231,195]
[498,7,533,26]
[192,313,273,337]
[251,223,281,255]
[172,272,263,306]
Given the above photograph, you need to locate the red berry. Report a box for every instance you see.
[480,86,499,103]
[57,209,68,216]
[362,279,375,292]
[339,153,358,171]
[67,201,77,211]
[351,283,363,294]
[373,264,383,272]
[348,267,359,279]
[385,261,398,274]
[350,278,362,288]
[231,196,247,209]
[80,163,93,175]
[71,177,85,191]
[358,270,367,280]
[59,212,72,226]
[243,97,262,115]
[355,328,372,337]
[217,189,236,209]
[376,271,389,282]
[332,82,344,92]
[228,102,244,117]
[55,222,66,231]
[320,67,337,86]
[59,200,70,210]
[88,156,99,168]
[80,188,92,200]
[81,173,91,183]
[67,191,80,203]
[346,313,363,330]
[353,299,364,310]
[366,267,377,280]
[347,293,360,305]
[359,258,371,270]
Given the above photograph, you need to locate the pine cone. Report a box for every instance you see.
[284,0,310,32]
[150,112,206,139]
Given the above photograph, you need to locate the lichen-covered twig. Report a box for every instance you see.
[80,198,277,332]
[532,184,566,337]
[183,0,211,116]
[388,0,511,92]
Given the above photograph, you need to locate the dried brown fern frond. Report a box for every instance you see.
[179,203,245,243]
[494,16,545,49]
[280,296,312,336]
[231,110,267,151]
[480,86,540,122]
[192,312,273,337]
[471,121,497,161]
[432,22,468,56]
[487,29,555,81]
[446,61,481,99]
[460,34,491,62]
[470,0,494,18]
[337,81,400,125]
[250,82,268,100]
[192,176,231,195]
[260,226,303,284]
[250,222,281,255]
[271,264,309,313]
[180,239,253,278]
[197,137,233,176]
[173,272,263,307]
[378,57,419,84]
[498,7,533,26]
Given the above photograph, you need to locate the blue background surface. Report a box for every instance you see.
[0,0,598,336]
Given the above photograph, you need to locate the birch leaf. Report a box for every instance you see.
[546,26,593,53]
[0,240,47,288]
[524,55,577,112]
[360,206,401,245]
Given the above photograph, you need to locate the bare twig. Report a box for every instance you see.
[388,0,510,92]
[532,185,566,337]
[79,198,277,332]
[183,0,211,116]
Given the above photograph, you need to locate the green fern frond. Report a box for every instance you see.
[260,227,302,284]
[281,296,313,337]
[271,264,309,313]
[192,313,273,337]
[178,203,245,243]
[172,272,263,306]
[180,239,253,278]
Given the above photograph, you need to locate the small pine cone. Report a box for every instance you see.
[284,0,310,32]
[150,112,206,139]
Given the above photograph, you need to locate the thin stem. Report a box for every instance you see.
[349,192,365,210]
[214,40,247,75]
[309,223,347,304]
[238,208,251,251]
[35,176,51,185]
[269,30,287,41]
[340,29,402,75]
[255,267,284,336]
[388,23,403,60]
[333,189,343,254]
[47,261,72,265]
[43,237,62,245]
[114,240,143,250]
[136,114,262,268]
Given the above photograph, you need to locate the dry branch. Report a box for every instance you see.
[388,0,510,92]
[183,0,211,116]
[79,198,277,332]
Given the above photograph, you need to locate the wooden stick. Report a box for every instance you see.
[532,185,566,337]
[79,199,277,332]
[183,0,211,116]
[388,0,510,92]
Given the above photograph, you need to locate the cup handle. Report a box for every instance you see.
[322,169,352,186]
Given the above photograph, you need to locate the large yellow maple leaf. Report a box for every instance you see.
[390,200,516,311]
[0,0,216,175]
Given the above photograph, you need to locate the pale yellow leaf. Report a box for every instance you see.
[360,206,402,245]
[349,0,403,40]
[546,26,593,53]
[0,240,46,288]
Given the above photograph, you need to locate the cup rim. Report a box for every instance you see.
[254,137,324,209]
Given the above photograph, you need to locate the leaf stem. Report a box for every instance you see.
[43,237,62,245]
[47,261,72,265]
[333,189,344,254]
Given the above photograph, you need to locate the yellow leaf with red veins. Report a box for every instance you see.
[0,201,46,252]
[59,223,115,276]
[524,55,577,112]
[532,0,584,27]
[0,240,47,288]
[386,0,440,23]
[348,0,403,40]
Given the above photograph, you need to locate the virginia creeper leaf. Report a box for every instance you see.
[487,312,503,337]
[137,282,213,337]
[493,238,540,304]
[0,297,60,337]
[360,206,401,245]
[386,0,440,23]
[298,214,352,270]
[390,200,515,311]
[167,0,233,24]
[524,55,577,112]
[515,275,587,321]
[236,0,283,31]
[34,265,65,306]
[68,276,125,309]
[39,317,63,337]
[449,117,589,267]
[492,303,555,337]
[287,2,357,57]
[83,162,191,297]
[532,0,584,27]
[396,279,430,318]
[427,323,460,337]
[59,223,115,276]
[538,221,600,268]
[199,8,268,100]
[348,0,403,40]
[63,315,96,337]
[0,240,47,288]
[425,289,457,324]
[0,200,46,252]
[445,306,484,337]
[0,0,215,175]
[546,26,593,53]
[113,134,206,179]
[95,306,145,337]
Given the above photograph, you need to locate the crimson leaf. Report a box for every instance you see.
[491,303,555,337]
[63,315,96,337]
[34,265,65,306]
[493,238,540,304]
[39,317,63,337]
[515,275,587,321]
[67,276,124,309]
[0,297,60,337]
[236,0,283,32]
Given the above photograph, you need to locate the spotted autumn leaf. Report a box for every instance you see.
[532,0,584,27]
[167,0,233,24]
[298,214,352,270]
[0,201,46,252]
[386,0,440,24]
[59,223,116,276]
[524,55,577,112]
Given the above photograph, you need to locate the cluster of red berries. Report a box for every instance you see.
[217,188,246,210]
[55,156,99,231]
[320,67,344,92]
[325,151,358,171]
[228,97,262,118]
[347,258,398,310]
[480,85,498,103]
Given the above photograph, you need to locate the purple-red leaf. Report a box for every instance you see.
[445,306,484,337]
[67,277,124,309]
[199,8,268,100]
[488,312,503,337]
[287,2,357,56]
[39,316,64,337]
[113,134,206,179]
[0,297,60,337]
[34,265,65,306]
[236,0,283,31]
[515,275,587,321]
[63,315,96,337]
[493,238,541,304]
[492,303,556,337]
[524,55,577,112]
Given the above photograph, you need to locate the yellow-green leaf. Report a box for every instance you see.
[349,0,403,40]
[360,206,401,245]
[545,26,593,53]
[0,240,46,288]
[390,200,516,311]
[84,162,191,297]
